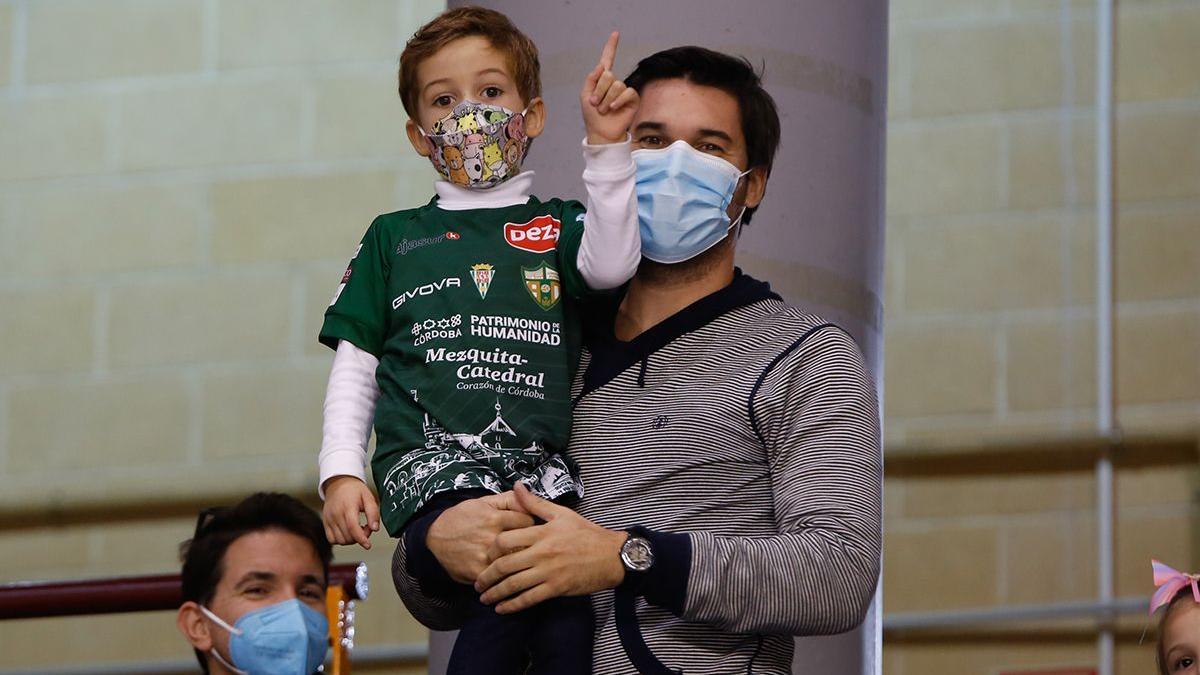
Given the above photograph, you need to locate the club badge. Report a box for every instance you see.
[470,263,495,300]
[522,262,561,311]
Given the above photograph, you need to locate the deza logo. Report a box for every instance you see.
[392,277,461,310]
[504,215,561,253]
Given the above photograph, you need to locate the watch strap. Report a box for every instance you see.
[617,527,692,616]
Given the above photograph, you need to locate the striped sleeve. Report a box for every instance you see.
[681,325,882,635]
[389,537,469,631]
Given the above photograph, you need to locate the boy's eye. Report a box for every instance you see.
[433,95,453,107]
[482,86,502,98]
[638,135,662,147]
[697,142,724,153]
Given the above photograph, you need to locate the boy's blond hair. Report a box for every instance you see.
[398,6,542,119]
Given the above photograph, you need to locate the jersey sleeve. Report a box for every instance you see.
[553,199,591,299]
[319,217,390,357]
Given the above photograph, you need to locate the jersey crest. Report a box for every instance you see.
[470,263,495,299]
[522,262,561,311]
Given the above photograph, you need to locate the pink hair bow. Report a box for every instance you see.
[1151,559,1200,615]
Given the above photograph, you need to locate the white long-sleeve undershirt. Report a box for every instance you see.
[318,340,380,497]
[318,138,638,496]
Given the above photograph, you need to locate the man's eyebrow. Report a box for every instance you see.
[632,121,666,134]
[299,574,324,587]
[696,128,735,143]
[234,571,276,587]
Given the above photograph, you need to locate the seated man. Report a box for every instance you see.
[176,492,332,675]
[396,46,882,673]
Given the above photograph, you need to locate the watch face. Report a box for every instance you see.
[622,536,654,572]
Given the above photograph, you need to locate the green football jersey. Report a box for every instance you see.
[320,196,589,535]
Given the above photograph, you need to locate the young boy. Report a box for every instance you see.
[316,7,639,673]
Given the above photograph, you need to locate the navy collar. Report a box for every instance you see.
[578,269,781,399]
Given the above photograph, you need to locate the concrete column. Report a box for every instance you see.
[432,1,889,672]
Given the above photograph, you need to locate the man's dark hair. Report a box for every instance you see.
[625,46,781,225]
[179,492,333,672]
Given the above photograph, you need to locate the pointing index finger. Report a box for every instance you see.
[598,31,619,71]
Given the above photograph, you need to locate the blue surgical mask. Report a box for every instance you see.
[632,140,751,264]
[200,599,329,675]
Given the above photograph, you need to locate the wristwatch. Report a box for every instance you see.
[620,528,655,573]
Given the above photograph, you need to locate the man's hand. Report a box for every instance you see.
[426,492,536,585]
[581,31,639,145]
[476,482,627,614]
[322,476,381,550]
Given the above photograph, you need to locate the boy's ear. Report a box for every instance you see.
[406,119,431,157]
[522,97,546,139]
[176,601,214,652]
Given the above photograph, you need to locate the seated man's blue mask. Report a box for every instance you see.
[200,599,329,675]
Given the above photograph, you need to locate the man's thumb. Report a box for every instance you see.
[513,481,557,520]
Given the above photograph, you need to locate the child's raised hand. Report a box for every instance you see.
[581,31,639,145]
[322,475,381,550]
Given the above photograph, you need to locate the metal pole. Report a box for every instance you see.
[883,596,1146,632]
[1094,1,1118,674]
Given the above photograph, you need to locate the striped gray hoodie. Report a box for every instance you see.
[394,271,883,674]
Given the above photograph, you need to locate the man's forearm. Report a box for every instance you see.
[682,527,880,635]
[391,535,470,631]
[629,524,878,635]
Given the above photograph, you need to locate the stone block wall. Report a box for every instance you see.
[0,1,442,670]
[884,1,1199,672]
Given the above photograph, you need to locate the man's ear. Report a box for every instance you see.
[406,118,432,157]
[522,97,546,139]
[742,166,767,210]
[177,601,214,652]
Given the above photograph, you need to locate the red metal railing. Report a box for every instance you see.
[1,563,368,673]
[0,562,367,620]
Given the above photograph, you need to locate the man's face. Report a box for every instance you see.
[178,529,327,674]
[630,77,764,221]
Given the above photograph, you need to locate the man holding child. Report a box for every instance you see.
[317,6,882,673]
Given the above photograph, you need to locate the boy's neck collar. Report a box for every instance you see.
[434,171,535,211]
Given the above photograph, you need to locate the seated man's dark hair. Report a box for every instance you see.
[179,492,333,672]
[625,46,781,226]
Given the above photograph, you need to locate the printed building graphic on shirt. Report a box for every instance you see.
[381,394,581,513]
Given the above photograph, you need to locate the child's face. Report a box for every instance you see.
[1163,602,1200,673]
[412,36,527,131]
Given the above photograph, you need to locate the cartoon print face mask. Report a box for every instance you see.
[421,101,529,189]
